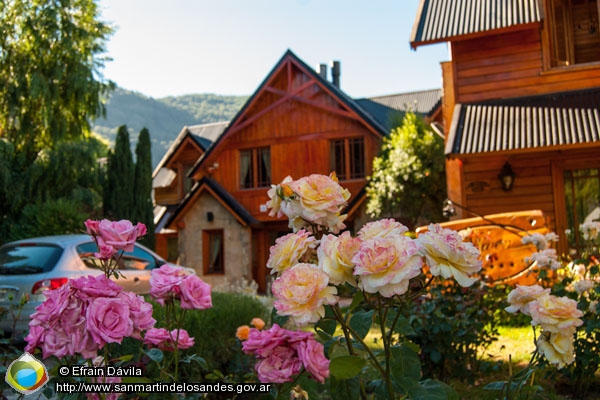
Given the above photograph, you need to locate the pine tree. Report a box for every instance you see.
[133,128,156,249]
[104,125,134,219]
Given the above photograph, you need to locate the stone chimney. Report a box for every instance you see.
[331,60,340,88]
[318,63,327,79]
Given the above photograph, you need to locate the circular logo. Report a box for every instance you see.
[5,352,49,395]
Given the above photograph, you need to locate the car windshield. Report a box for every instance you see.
[0,243,63,275]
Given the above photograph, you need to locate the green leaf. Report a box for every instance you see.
[315,318,337,338]
[349,291,365,310]
[390,314,416,337]
[328,376,361,399]
[144,348,164,363]
[390,344,421,381]
[116,354,134,363]
[483,381,508,391]
[270,306,289,326]
[181,354,208,370]
[329,355,366,379]
[349,309,374,339]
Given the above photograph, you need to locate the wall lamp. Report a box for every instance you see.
[498,162,515,192]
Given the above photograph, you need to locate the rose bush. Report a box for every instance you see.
[254,173,485,399]
[23,219,213,399]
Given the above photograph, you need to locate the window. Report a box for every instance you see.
[564,168,600,255]
[77,242,161,270]
[203,230,224,274]
[240,147,271,189]
[330,137,365,180]
[547,0,600,67]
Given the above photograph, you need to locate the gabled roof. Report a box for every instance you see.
[166,177,259,229]
[188,49,390,178]
[410,0,542,49]
[356,89,442,131]
[152,121,229,177]
[446,89,600,155]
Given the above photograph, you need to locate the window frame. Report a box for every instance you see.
[544,0,600,68]
[239,146,271,189]
[202,229,224,275]
[330,137,366,181]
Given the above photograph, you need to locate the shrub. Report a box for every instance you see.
[407,279,500,382]
[151,291,269,380]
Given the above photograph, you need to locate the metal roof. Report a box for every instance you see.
[355,89,442,131]
[366,89,442,114]
[186,122,229,149]
[411,0,542,48]
[446,89,600,155]
[152,121,229,177]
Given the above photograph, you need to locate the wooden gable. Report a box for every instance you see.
[190,50,386,222]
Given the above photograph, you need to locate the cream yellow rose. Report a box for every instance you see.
[317,231,361,286]
[266,230,316,274]
[352,236,423,298]
[272,263,338,326]
[528,294,583,333]
[416,224,482,287]
[505,284,551,315]
[536,332,576,369]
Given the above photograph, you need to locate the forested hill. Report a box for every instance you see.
[92,87,248,168]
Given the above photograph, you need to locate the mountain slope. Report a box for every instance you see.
[92,88,248,167]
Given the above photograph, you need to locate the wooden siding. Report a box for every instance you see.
[203,110,379,221]
[451,28,600,104]
[192,57,383,222]
[454,147,600,254]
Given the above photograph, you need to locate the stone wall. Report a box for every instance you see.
[177,191,252,289]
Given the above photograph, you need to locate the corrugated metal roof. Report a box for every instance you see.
[411,0,542,48]
[446,89,600,155]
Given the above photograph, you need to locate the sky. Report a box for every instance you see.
[97,0,449,100]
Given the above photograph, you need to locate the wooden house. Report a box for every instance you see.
[151,50,442,292]
[411,0,600,257]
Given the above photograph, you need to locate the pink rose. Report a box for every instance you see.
[40,327,71,359]
[150,264,189,304]
[70,328,98,359]
[120,291,156,338]
[86,297,133,345]
[85,219,100,236]
[24,324,46,354]
[294,337,330,383]
[353,236,423,297]
[28,282,72,327]
[97,219,146,252]
[71,274,122,301]
[255,346,302,383]
[242,324,289,358]
[272,263,338,325]
[169,329,195,350]
[179,275,212,310]
[94,237,117,260]
[144,327,171,347]
[143,328,194,351]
